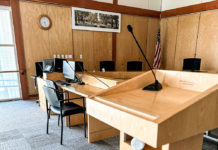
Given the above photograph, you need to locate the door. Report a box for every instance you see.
[0,6,21,101]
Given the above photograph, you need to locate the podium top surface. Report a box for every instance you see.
[92,70,218,123]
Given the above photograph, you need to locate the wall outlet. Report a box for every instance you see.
[65,55,68,59]
[80,54,83,59]
[61,54,65,59]
[53,54,56,58]
[68,55,72,59]
[57,54,60,58]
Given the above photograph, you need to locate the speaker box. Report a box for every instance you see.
[183,58,201,71]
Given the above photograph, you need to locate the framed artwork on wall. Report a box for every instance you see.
[72,7,121,33]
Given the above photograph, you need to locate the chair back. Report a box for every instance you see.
[43,80,61,108]
[127,61,142,71]
[100,61,115,71]
[75,61,84,72]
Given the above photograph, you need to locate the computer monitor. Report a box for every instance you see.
[54,58,65,73]
[43,59,54,73]
[35,62,43,77]
[63,61,75,81]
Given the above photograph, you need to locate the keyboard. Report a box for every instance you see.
[56,80,69,85]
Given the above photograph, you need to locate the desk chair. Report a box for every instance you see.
[100,61,115,71]
[127,61,142,71]
[43,80,86,145]
[75,61,84,72]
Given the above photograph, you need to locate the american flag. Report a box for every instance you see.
[153,28,161,69]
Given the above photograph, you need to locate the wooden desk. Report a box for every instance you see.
[87,70,218,150]
[37,71,143,139]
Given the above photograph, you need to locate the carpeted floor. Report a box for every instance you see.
[0,100,217,150]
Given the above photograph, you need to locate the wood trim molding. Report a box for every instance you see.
[112,0,117,70]
[112,33,117,69]
[25,0,160,18]
[0,0,10,6]
[11,0,29,100]
[161,0,218,18]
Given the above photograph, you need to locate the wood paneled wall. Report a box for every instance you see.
[116,15,159,71]
[20,1,160,95]
[161,9,218,72]
[20,1,73,95]
[73,30,112,71]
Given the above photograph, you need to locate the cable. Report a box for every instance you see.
[77,62,110,88]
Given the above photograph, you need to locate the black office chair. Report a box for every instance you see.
[75,61,84,72]
[43,80,86,145]
[127,61,142,71]
[100,61,115,71]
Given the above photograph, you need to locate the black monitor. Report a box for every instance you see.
[35,62,43,77]
[63,60,75,81]
[183,58,201,71]
[43,59,54,73]
[54,58,65,73]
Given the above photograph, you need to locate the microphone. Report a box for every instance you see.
[127,25,162,91]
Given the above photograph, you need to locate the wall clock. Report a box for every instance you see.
[39,15,52,30]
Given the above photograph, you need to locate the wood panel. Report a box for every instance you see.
[47,5,73,55]
[73,30,112,71]
[161,17,179,70]
[20,1,49,95]
[174,13,200,70]
[160,18,167,69]
[116,15,134,71]
[26,0,161,18]
[116,14,150,71]
[93,32,112,70]
[196,9,218,72]
[20,1,73,95]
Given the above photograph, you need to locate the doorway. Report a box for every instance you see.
[0,6,21,101]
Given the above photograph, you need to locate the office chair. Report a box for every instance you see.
[75,61,84,72]
[43,80,86,145]
[127,61,142,71]
[100,61,115,71]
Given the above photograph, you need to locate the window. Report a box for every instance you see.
[0,6,21,100]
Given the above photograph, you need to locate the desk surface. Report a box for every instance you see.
[61,84,103,97]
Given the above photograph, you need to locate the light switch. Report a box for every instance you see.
[53,54,56,58]
[80,54,83,59]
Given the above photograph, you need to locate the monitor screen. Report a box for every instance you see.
[63,61,75,80]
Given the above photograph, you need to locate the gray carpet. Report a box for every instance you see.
[0,100,217,150]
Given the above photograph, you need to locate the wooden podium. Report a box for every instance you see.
[87,70,218,150]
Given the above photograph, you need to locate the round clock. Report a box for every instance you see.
[39,15,52,30]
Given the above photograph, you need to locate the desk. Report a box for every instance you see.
[87,70,218,150]
[37,71,143,139]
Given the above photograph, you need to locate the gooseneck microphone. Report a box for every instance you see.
[127,25,162,91]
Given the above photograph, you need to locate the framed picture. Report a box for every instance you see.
[72,7,121,33]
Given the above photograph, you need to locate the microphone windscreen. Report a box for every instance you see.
[127,25,133,32]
